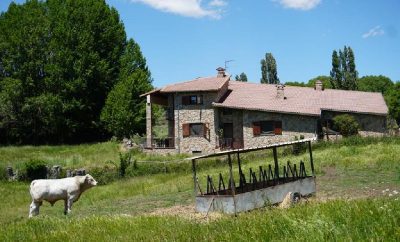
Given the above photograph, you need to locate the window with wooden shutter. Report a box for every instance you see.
[182,123,190,137]
[252,122,261,136]
[203,123,209,139]
[274,121,282,135]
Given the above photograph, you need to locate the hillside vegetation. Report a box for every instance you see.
[0,137,399,241]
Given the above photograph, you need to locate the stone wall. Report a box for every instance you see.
[242,110,318,148]
[322,111,387,136]
[174,92,219,154]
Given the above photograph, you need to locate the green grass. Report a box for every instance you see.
[1,199,399,241]
[0,136,400,241]
[0,142,121,170]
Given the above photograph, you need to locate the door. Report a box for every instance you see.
[223,123,233,148]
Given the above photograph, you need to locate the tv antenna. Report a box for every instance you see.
[224,60,235,70]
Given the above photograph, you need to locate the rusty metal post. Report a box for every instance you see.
[192,159,198,196]
[273,147,279,180]
[308,141,315,177]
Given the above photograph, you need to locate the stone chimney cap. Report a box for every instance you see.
[315,80,324,91]
[216,67,226,77]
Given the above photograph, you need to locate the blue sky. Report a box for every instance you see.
[1,0,399,88]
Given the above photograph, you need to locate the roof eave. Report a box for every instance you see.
[212,103,320,117]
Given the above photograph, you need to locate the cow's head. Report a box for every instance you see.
[84,174,98,187]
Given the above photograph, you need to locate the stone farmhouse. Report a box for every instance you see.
[142,68,388,154]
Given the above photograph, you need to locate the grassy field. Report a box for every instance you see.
[0,137,399,241]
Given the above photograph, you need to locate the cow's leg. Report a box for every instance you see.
[66,195,77,214]
[29,201,40,218]
[64,199,68,215]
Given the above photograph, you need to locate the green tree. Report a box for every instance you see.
[385,82,400,124]
[333,114,359,137]
[260,59,267,83]
[235,72,248,82]
[307,76,332,89]
[260,53,279,84]
[0,0,128,144]
[330,46,358,90]
[284,81,307,87]
[101,39,153,138]
[358,75,393,94]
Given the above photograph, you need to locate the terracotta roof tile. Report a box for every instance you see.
[160,75,230,93]
[213,81,388,116]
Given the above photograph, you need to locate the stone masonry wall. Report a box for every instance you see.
[174,92,218,154]
[322,111,387,136]
[242,110,318,148]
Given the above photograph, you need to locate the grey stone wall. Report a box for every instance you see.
[242,110,317,148]
[322,111,387,136]
[174,92,219,154]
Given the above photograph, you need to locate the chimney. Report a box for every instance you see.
[315,80,324,91]
[276,84,286,99]
[216,67,226,77]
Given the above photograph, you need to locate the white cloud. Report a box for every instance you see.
[362,26,385,39]
[132,0,226,19]
[209,0,227,7]
[275,0,321,10]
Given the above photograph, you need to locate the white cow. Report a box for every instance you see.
[29,174,97,217]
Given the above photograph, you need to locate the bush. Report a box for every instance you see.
[333,114,360,137]
[119,152,132,177]
[24,159,48,181]
[89,165,118,185]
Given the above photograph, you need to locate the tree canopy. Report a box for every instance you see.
[358,75,393,95]
[330,46,358,90]
[0,0,152,144]
[101,39,153,138]
[260,53,279,84]
[235,72,248,82]
[385,82,400,124]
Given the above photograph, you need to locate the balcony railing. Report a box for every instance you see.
[152,137,175,149]
[218,138,244,150]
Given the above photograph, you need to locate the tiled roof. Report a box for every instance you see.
[213,81,388,116]
[160,75,230,93]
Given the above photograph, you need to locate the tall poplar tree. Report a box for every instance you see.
[260,53,279,84]
[330,46,358,90]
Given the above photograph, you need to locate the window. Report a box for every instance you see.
[260,121,274,134]
[190,123,203,136]
[253,120,282,136]
[182,95,203,105]
[182,123,209,138]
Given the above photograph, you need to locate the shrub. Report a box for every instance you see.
[333,114,360,137]
[24,159,48,181]
[119,152,132,177]
[89,165,118,185]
